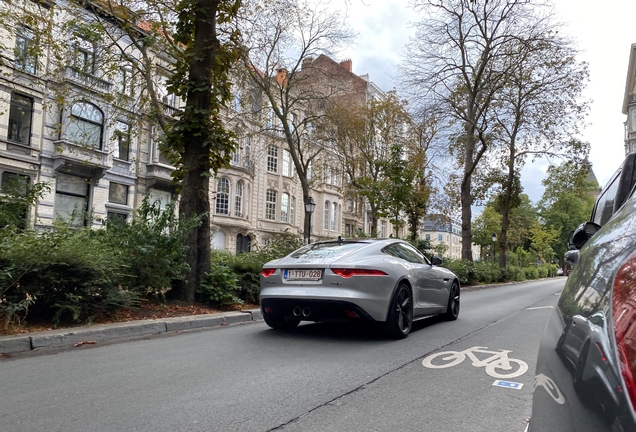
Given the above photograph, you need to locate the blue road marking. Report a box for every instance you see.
[493,380,524,389]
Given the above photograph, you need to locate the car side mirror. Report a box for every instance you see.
[564,250,579,266]
[567,230,576,250]
[431,256,443,266]
[571,221,601,250]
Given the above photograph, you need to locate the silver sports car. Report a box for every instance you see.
[260,238,460,339]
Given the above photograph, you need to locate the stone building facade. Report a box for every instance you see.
[1,0,401,253]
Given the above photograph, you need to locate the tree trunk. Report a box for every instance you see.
[175,0,220,302]
[461,125,476,262]
[500,144,516,269]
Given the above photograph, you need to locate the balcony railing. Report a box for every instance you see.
[52,140,109,178]
[63,66,111,92]
[230,157,255,174]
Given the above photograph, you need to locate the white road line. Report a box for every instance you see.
[526,306,554,310]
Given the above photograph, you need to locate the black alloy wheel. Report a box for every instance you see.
[443,282,460,321]
[263,312,301,330]
[385,283,413,339]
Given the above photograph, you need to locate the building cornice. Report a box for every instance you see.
[622,43,636,115]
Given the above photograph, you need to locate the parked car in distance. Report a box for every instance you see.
[529,155,636,431]
[260,238,460,339]
[557,268,564,276]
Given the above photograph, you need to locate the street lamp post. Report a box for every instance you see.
[304,197,316,245]
[492,233,498,266]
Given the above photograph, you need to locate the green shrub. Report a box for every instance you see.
[197,264,243,306]
[1,224,138,326]
[537,266,549,278]
[524,267,539,280]
[98,196,202,297]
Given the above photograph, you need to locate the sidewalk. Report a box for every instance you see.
[0,309,263,355]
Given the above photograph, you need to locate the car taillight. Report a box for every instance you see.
[261,268,276,277]
[612,251,636,410]
[331,268,388,278]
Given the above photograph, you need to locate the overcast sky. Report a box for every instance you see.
[332,0,636,204]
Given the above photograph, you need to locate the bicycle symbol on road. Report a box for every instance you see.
[422,346,529,379]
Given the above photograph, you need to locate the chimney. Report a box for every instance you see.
[302,57,314,70]
[276,68,288,87]
[340,59,352,72]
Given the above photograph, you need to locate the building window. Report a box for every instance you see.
[14,26,37,74]
[8,94,33,145]
[157,73,177,107]
[345,224,351,237]
[109,182,128,205]
[54,173,89,226]
[68,101,103,148]
[331,202,336,231]
[381,220,387,238]
[216,178,230,215]
[346,199,353,212]
[235,180,243,217]
[267,106,275,129]
[281,193,289,222]
[118,62,134,96]
[114,121,130,161]
[282,150,294,177]
[1,172,30,229]
[290,196,296,225]
[324,201,330,230]
[72,36,96,74]
[107,212,127,224]
[147,188,172,211]
[438,234,443,242]
[337,204,341,231]
[244,136,251,159]
[426,234,431,240]
[265,189,277,220]
[267,146,278,173]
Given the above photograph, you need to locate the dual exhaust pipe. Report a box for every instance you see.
[292,306,311,317]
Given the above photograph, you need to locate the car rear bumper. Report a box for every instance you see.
[260,298,377,322]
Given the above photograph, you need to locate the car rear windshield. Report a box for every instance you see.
[289,242,369,260]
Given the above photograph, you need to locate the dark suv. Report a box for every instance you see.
[529,153,636,431]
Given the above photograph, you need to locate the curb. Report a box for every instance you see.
[0,309,262,355]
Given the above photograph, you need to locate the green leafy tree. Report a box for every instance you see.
[165,0,242,302]
[538,160,598,265]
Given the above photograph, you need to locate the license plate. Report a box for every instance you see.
[284,269,322,281]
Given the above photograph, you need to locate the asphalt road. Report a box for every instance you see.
[0,278,565,432]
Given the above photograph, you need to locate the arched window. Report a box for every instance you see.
[331,202,336,231]
[235,180,243,217]
[216,178,230,214]
[281,193,289,222]
[324,200,330,230]
[68,101,103,148]
[290,196,296,225]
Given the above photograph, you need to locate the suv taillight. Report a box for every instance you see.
[612,251,636,409]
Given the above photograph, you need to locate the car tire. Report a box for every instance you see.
[263,313,300,330]
[442,282,460,321]
[385,283,413,339]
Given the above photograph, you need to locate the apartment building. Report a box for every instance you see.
[1,0,400,253]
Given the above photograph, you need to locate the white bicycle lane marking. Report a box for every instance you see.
[422,346,529,379]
